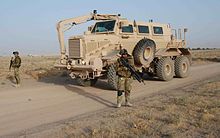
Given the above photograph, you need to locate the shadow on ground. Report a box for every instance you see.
[65,84,115,107]
[6,75,16,84]
[38,72,116,107]
[33,68,112,89]
[39,73,114,91]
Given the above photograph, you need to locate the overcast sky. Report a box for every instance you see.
[0,0,220,56]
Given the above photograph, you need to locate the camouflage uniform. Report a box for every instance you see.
[12,56,21,85]
[115,55,134,107]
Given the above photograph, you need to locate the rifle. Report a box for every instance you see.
[120,58,145,85]
[9,57,13,71]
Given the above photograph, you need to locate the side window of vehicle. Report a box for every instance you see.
[122,25,133,33]
[138,25,149,33]
[153,26,163,34]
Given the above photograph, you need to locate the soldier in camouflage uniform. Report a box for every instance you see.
[10,51,21,87]
[115,49,134,108]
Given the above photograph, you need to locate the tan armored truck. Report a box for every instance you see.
[55,10,191,89]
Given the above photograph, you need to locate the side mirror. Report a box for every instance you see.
[119,21,129,28]
[184,28,188,32]
[93,10,97,14]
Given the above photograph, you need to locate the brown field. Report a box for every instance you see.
[0,49,220,81]
[191,49,220,65]
[0,56,59,80]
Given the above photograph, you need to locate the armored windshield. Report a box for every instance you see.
[92,20,116,33]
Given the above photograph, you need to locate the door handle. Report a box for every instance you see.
[122,35,130,39]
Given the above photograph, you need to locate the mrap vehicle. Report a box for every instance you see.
[55,10,191,89]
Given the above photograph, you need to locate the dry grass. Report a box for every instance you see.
[0,56,59,80]
[191,49,220,65]
[66,76,220,138]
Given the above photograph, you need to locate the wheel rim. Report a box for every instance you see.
[182,62,188,73]
[144,47,152,60]
[165,64,171,75]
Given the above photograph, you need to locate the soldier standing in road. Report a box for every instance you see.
[115,49,134,108]
[9,51,21,87]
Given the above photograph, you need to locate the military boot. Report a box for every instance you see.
[116,91,123,108]
[125,102,133,107]
[12,83,20,88]
[125,91,133,107]
[116,96,123,108]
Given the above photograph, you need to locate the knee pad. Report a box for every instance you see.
[117,91,123,96]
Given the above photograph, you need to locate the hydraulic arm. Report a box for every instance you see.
[56,10,119,64]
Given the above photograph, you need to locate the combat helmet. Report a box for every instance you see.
[119,49,129,56]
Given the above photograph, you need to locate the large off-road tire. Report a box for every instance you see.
[107,64,118,90]
[76,78,98,87]
[133,38,156,66]
[175,56,190,78]
[156,57,174,81]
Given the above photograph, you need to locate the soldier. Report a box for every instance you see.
[115,49,134,108]
[9,51,21,87]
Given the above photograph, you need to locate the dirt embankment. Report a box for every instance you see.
[22,74,220,138]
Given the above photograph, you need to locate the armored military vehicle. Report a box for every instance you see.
[55,10,191,89]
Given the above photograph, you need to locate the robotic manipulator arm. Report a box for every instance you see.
[56,10,119,64]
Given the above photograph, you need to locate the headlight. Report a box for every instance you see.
[67,64,71,70]
[82,60,86,65]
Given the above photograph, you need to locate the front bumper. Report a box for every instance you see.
[54,64,99,72]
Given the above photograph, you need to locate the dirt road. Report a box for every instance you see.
[0,63,220,136]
